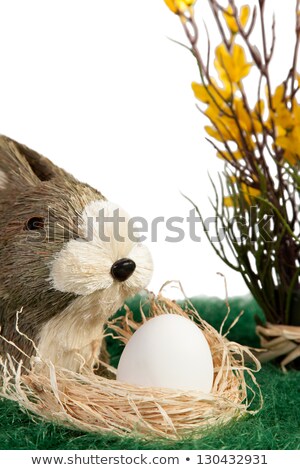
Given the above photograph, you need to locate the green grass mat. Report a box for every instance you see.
[1,296,299,450]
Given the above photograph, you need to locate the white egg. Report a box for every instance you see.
[117,314,214,393]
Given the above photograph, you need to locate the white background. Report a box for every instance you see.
[0,0,295,298]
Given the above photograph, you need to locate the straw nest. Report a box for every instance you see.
[0,292,262,441]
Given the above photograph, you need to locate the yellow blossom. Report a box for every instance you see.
[276,125,300,163]
[252,100,265,133]
[241,183,261,204]
[214,43,252,86]
[222,5,250,35]
[232,98,264,134]
[202,96,263,149]
[276,129,300,156]
[273,105,294,133]
[204,107,238,142]
[224,183,261,207]
[267,83,300,163]
[233,98,252,132]
[281,151,299,165]
[271,83,285,109]
[265,84,286,130]
[191,80,231,107]
[164,0,196,14]
[204,112,247,147]
[223,196,235,207]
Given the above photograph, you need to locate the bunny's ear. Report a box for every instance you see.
[0,135,73,192]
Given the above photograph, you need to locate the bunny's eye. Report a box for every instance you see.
[25,217,45,231]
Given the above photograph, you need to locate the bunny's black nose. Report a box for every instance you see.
[111,258,136,282]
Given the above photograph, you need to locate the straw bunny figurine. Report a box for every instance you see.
[0,136,153,373]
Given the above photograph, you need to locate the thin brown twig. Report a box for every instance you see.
[208,0,231,51]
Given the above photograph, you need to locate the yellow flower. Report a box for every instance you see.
[276,129,300,155]
[252,99,265,133]
[241,183,261,204]
[232,98,264,134]
[229,98,264,135]
[266,84,286,131]
[223,196,235,207]
[282,151,299,165]
[267,83,300,163]
[273,105,294,134]
[276,119,300,163]
[203,96,262,148]
[224,183,261,207]
[233,98,252,132]
[191,80,231,107]
[222,5,250,35]
[272,83,285,109]
[164,0,196,14]
[214,43,252,86]
[204,113,245,146]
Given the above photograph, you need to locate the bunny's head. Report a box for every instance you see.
[0,136,153,370]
